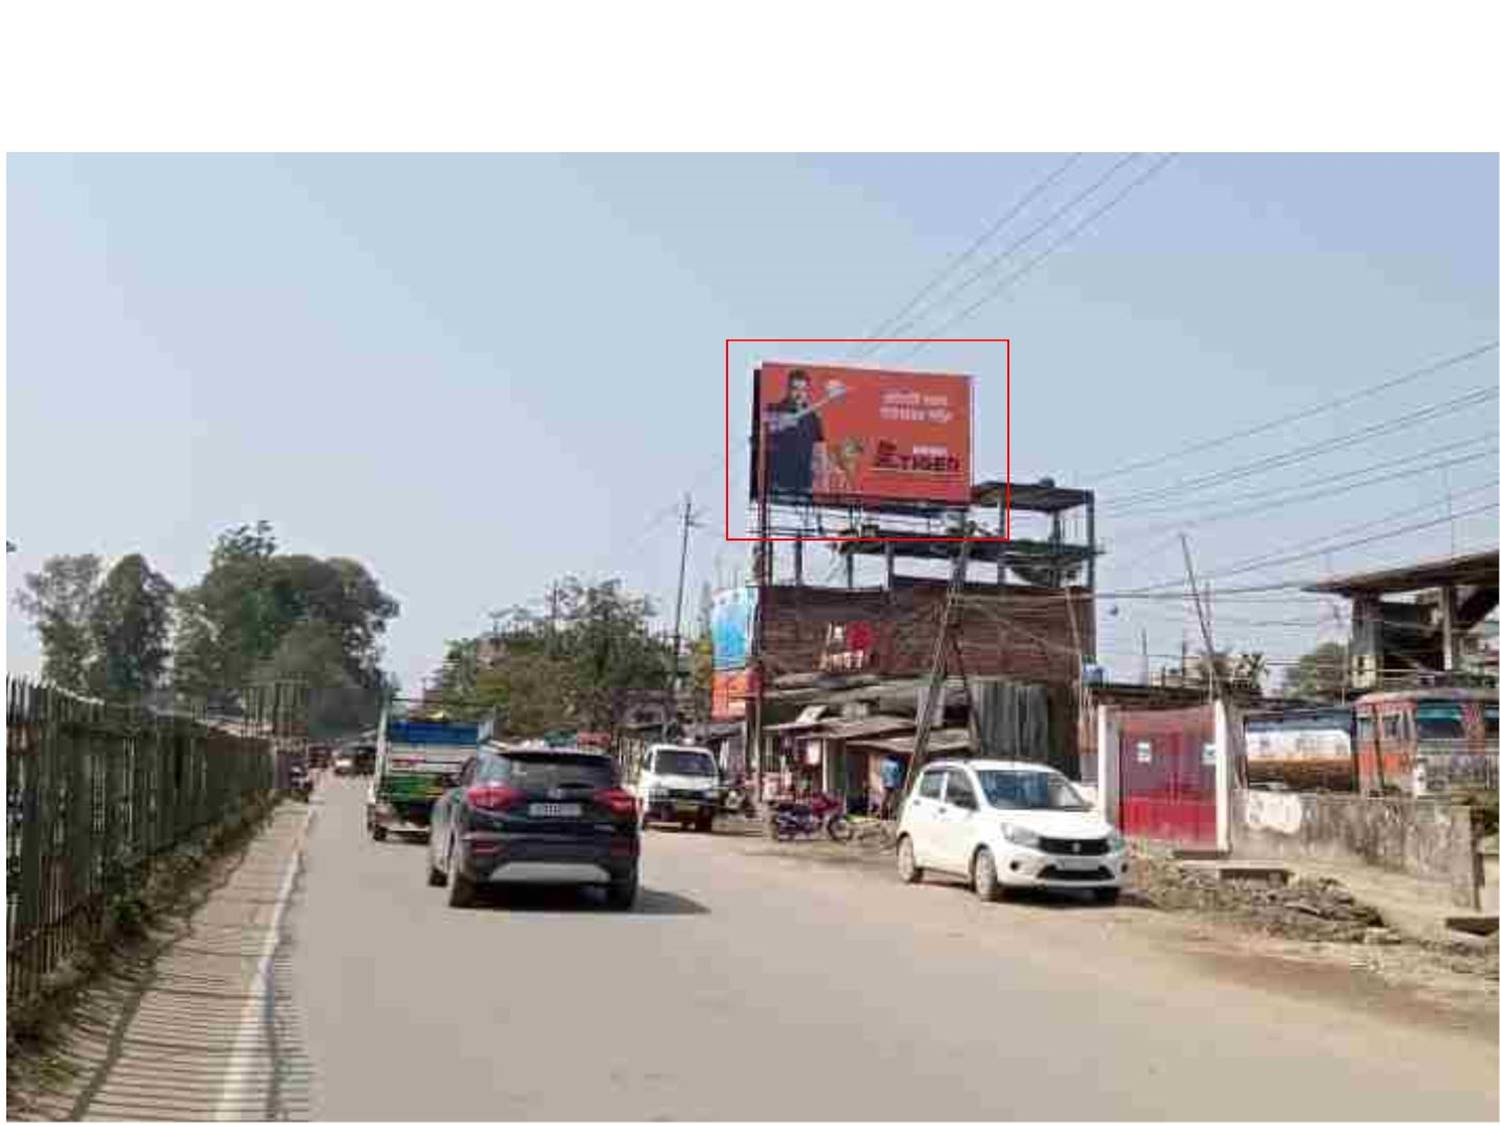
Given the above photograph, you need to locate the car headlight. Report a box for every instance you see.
[1107,829,1125,852]
[1001,824,1041,849]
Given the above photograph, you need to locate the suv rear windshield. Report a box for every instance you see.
[484,753,617,790]
[978,770,1090,811]
[653,750,717,777]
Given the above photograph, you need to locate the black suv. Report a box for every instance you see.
[427,745,640,910]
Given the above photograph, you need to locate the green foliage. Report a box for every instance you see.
[173,522,399,722]
[12,554,103,693]
[88,554,175,702]
[1283,641,1349,700]
[434,577,672,738]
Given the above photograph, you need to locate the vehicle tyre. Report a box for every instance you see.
[770,817,791,842]
[447,867,476,909]
[371,826,387,842]
[973,847,1003,902]
[697,814,714,834]
[427,862,447,887]
[896,835,923,884]
[605,871,638,911]
[826,815,852,843]
[1092,886,1121,905]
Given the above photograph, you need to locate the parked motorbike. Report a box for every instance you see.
[721,778,757,820]
[288,768,313,803]
[769,792,850,842]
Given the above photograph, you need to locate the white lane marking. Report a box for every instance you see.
[212,806,315,1121]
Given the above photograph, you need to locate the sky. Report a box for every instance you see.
[6,153,1498,692]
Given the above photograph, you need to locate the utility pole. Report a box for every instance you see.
[905,528,975,796]
[669,495,700,732]
[1140,628,1149,687]
[1180,535,1219,702]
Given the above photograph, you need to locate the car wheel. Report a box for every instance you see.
[697,814,714,834]
[427,853,448,887]
[896,835,923,884]
[1093,886,1121,905]
[605,872,638,911]
[973,847,1003,902]
[447,867,476,909]
[371,826,387,842]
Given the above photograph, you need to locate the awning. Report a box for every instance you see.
[764,705,830,733]
[817,715,916,741]
[849,727,973,757]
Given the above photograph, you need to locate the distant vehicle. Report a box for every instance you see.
[427,744,639,909]
[633,744,720,832]
[1242,707,1357,791]
[308,744,333,770]
[896,759,1126,904]
[368,719,483,842]
[333,754,355,776]
[352,745,377,776]
[1354,688,1498,796]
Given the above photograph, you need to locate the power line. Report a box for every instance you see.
[1107,430,1497,522]
[1103,444,1496,559]
[1090,340,1498,484]
[892,154,1178,360]
[849,153,1083,357]
[1120,489,1497,595]
[1107,384,1498,512]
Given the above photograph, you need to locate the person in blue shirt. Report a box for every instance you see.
[879,756,905,818]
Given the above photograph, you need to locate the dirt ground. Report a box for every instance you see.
[720,817,1499,1017]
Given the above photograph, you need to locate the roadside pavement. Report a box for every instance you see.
[13,801,314,1121]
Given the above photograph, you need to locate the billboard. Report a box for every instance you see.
[710,587,758,670]
[711,668,757,720]
[750,363,972,506]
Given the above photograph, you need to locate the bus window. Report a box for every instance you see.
[1356,714,1375,742]
[1381,713,1403,740]
[1415,702,1466,740]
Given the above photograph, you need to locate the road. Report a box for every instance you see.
[288,779,1497,1121]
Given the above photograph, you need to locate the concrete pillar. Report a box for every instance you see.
[1213,700,1233,853]
[1441,584,1460,672]
[1095,705,1121,827]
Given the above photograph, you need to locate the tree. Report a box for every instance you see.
[254,621,383,737]
[431,577,671,739]
[88,554,175,701]
[13,554,104,693]
[172,522,399,713]
[1284,641,1348,700]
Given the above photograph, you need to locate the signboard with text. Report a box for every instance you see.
[750,363,972,506]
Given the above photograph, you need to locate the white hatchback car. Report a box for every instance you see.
[896,759,1126,903]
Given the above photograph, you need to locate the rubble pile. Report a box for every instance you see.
[1126,854,1385,942]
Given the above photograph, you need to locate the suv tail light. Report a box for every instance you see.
[467,784,524,811]
[594,788,636,817]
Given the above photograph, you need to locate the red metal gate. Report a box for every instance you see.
[1118,706,1216,846]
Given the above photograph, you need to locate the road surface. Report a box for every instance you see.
[287,778,1497,1120]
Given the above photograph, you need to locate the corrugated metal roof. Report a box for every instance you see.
[818,715,915,740]
[850,727,973,756]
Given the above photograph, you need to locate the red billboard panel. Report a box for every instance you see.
[711,668,757,720]
[749,363,972,506]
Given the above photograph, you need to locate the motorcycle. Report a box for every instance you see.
[288,768,313,803]
[769,792,850,842]
[721,778,757,820]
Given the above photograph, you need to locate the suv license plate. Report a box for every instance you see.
[529,803,582,818]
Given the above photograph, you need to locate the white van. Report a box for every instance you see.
[633,744,720,832]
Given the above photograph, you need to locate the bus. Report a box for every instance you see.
[1242,706,1357,791]
[1353,688,1498,796]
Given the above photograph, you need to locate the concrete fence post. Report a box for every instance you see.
[1213,700,1232,853]
[1096,705,1121,828]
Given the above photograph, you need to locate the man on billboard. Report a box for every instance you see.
[764,368,840,497]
